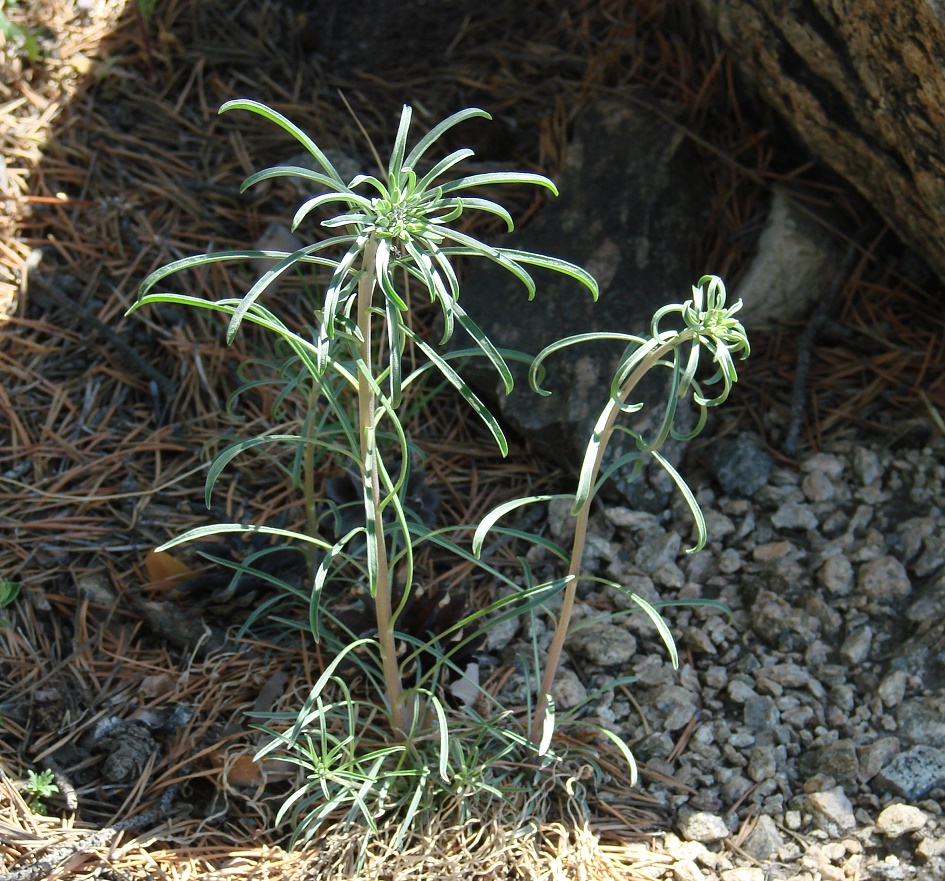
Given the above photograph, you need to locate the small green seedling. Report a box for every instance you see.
[23,769,59,815]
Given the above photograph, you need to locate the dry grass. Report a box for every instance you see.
[2,0,944,878]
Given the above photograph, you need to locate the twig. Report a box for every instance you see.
[0,786,178,881]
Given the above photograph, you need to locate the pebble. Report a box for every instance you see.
[878,670,908,708]
[895,696,945,748]
[549,667,587,710]
[678,811,730,843]
[744,814,783,860]
[800,740,859,785]
[875,745,945,800]
[853,447,882,485]
[567,622,636,666]
[720,869,764,881]
[839,625,873,664]
[805,788,857,835]
[857,556,911,600]
[875,803,927,837]
[771,502,819,531]
[744,694,779,731]
[671,860,704,881]
[802,470,836,502]
[635,528,682,573]
[817,554,854,595]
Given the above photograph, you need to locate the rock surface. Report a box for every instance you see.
[695,0,945,287]
[456,92,711,472]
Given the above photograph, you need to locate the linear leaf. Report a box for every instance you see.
[220,99,347,187]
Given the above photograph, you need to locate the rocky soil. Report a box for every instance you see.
[491,432,945,881]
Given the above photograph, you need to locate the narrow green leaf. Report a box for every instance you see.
[416,147,475,192]
[438,171,558,196]
[450,300,513,393]
[220,99,347,187]
[156,523,334,553]
[389,105,412,182]
[529,331,645,395]
[472,494,570,557]
[537,693,555,755]
[437,196,514,231]
[499,248,599,300]
[404,107,491,170]
[628,592,679,668]
[652,449,707,553]
[205,434,359,507]
[240,165,349,194]
[441,229,537,298]
[402,328,508,455]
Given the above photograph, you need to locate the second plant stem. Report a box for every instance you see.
[529,331,694,744]
[357,233,405,735]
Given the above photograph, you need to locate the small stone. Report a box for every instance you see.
[744,814,783,860]
[840,625,873,664]
[671,859,705,881]
[653,561,686,588]
[878,670,908,708]
[549,667,587,710]
[705,665,728,689]
[720,869,764,881]
[684,626,717,655]
[800,740,860,785]
[750,590,821,651]
[768,662,810,687]
[858,737,900,782]
[678,811,730,843]
[635,528,682,574]
[857,556,911,601]
[748,745,777,781]
[567,622,636,666]
[805,787,856,835]
[744,694,779,731]
[605,507,661,531]
[896,696,945,748]
[721,774,752,804]
[753,540,794,562]
[707,435,774,497]
[876,803,927,837]
[727,679,757,703]
[818,554,855,595]
[771,502,819,531]
[802,470,836,502]
[547,496,577,545]
[875,745,945,800]
[868,854,904,880]
[916,836,945,859]
[853,447,882,486]
[802,453,846,479]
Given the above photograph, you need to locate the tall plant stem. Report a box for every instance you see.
[530,331,694,744]
[356,234,404,734]
[302,381,319,586]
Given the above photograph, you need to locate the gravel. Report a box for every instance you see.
[494,433,945,880]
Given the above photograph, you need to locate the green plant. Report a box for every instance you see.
[130,101,748,845]
[23,768,59,814]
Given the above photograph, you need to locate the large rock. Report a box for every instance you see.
[455,92,712,473]
[696,0,945,285]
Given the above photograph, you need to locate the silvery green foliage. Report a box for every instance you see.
[130,101,748,849]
